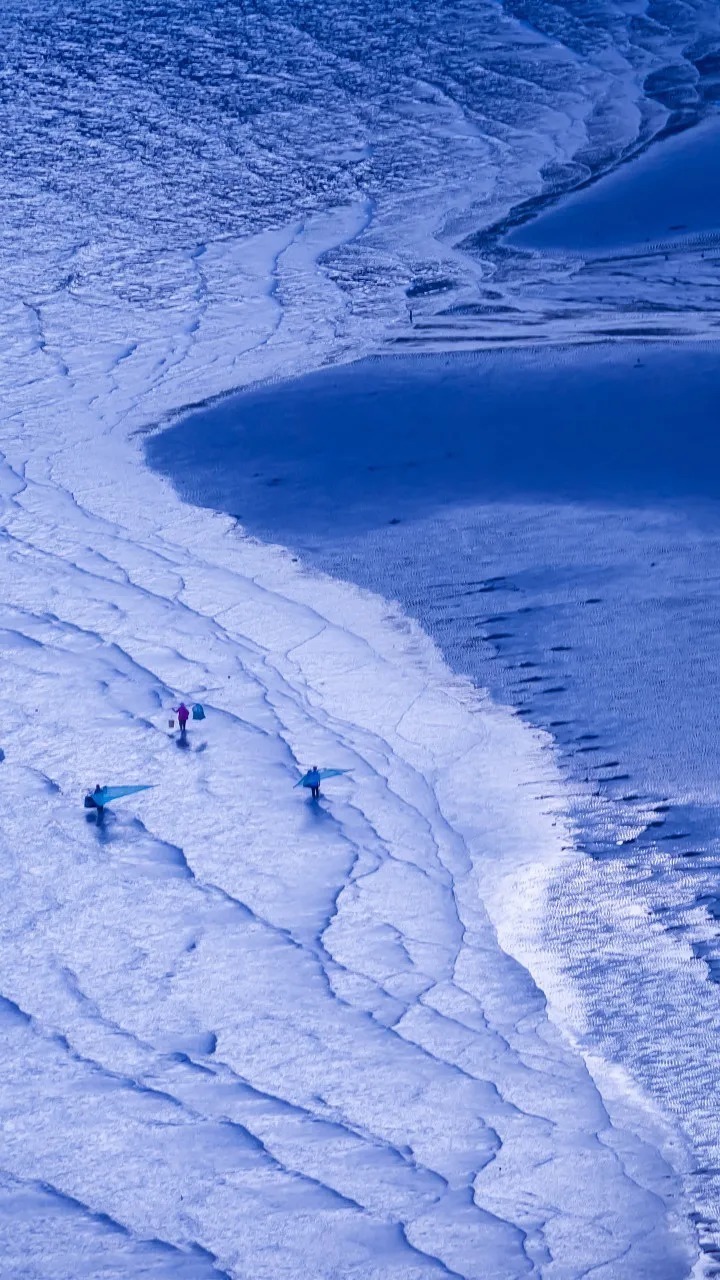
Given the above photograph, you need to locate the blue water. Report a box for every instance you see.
[508,116,720,253]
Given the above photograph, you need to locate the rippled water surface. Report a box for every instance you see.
[4,0,720,330]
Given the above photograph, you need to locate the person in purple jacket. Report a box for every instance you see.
[174,703,190,735]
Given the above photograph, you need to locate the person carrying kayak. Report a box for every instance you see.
[305,766,321,799]
[84,784,153,820]
[295,766,349,798]
[85,784,105,814]
[174,703,190,734]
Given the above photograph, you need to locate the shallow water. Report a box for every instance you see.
[507,115,720,253]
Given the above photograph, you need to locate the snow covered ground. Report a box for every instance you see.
[4,0,720,1274]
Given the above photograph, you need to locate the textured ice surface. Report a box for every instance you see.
[4,0,720,382]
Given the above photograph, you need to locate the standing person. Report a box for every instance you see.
[174,703,190,735]
[295,766,348,797]
[84,785,105,815]
[83,784,153,815]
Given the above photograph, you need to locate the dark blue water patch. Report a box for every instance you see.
[149,347,720,531]
[147,344,720,866]
[506,115,720,254]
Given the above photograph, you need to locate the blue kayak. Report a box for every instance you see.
[85,784,154,808]
[295,769,349,789]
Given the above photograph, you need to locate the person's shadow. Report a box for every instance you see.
[305,794,333,828]
[86,808,113,842]
[176,730,190,751]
